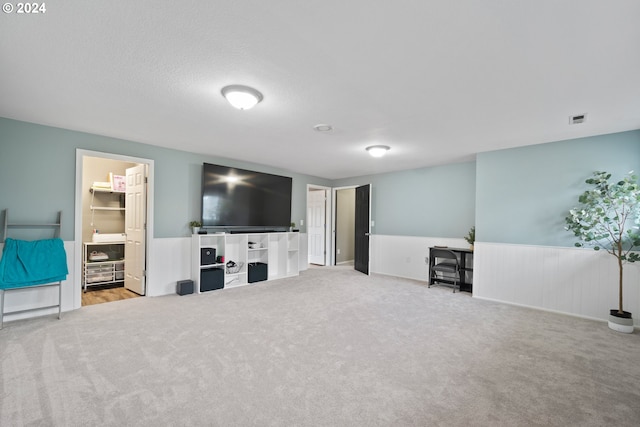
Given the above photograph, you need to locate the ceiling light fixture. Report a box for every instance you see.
[221,85,263,110]
[366,145,390,158]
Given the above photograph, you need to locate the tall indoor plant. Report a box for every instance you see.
[565,171,640,333]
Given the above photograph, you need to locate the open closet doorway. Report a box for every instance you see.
[331,184,371,274]
[334,187,356,266]
[75,150,153,308]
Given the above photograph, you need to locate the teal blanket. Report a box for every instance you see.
[0,238,68,289]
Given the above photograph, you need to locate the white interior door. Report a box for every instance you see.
[308,189,326,265]
[125,164,146,295]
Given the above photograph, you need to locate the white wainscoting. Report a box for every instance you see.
[473,242,640,326]
[370,235,470,281]
[147,237,192,297]
[9,236,631,328]
[368,236,639,327]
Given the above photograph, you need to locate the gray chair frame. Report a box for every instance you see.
[428,248,461,293]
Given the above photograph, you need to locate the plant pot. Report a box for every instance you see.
[192,227,200,234]
[608,309,634,334]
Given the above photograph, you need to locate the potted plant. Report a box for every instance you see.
[565,171,640,333]
[189,220,202,234]
[290,222,296,232]
[464,226,475,251]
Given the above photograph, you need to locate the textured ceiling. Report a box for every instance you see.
[1,1,639,179]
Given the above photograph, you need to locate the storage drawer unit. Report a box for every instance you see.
[85,264,114,283]
[82,242,125,291]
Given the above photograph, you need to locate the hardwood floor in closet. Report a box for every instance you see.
[82,286,141,306]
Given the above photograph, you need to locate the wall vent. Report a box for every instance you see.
[569,113,587,125]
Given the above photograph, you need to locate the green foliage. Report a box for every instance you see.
[565,171,640,258]
[189,220,202,227]
[464,226,475,245]
[565,171,640,313]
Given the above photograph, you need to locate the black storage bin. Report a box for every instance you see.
[201,247,217,266]
[176,279,194,295]
[200,267,224,292]
[248,262,268,283]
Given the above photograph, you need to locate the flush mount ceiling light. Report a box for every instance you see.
[366,145,390,158]
[221,85,263,110]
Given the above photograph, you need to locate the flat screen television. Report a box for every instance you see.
[201,163,292,230]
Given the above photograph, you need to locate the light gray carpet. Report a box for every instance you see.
[1,266,639,426]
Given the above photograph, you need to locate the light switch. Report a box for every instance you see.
[300,220,304,226]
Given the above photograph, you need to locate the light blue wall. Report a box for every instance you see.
[476,130,640,246]
[3,116,639,246]
[333,161,476,238]
[0,118,331,239]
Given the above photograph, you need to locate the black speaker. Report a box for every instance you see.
[201,267,224,292]
[248,262,268,283]
[176,279,194,296]
[201,247,217,266]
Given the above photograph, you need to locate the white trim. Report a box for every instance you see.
[74,149,154,308]
[330,184,372,273]
[473,295,606,323]
[331,185,358,266]
[472,241,640,326]
[306,184,332,267]
[365,183,372,275]
[475,295,638,331]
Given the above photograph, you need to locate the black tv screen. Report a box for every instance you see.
[201,163,292,229]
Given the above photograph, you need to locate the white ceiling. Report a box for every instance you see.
[1,1,639,179]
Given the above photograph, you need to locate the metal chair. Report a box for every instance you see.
[428,249,461,293]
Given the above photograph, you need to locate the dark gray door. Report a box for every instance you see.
[354,184,370,275]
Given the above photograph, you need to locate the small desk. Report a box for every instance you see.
[428,247,474,293]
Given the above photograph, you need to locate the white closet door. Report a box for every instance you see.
[124,164,147,295]
[307,189,326,265]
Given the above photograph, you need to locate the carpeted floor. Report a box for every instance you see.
[1,266,639,426]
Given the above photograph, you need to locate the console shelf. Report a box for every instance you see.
[191,232,299,293]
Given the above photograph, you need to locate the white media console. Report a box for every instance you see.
[191,232,300,293]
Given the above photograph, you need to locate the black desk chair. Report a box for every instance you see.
[429,249,461,293]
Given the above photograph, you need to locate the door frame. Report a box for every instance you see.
[330,185,358,266]
[306,184,332,266]
[354,184,372,275]
[74,149,154,309]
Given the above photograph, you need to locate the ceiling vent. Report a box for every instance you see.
[313,124,333,132]
[569,113,587,125]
